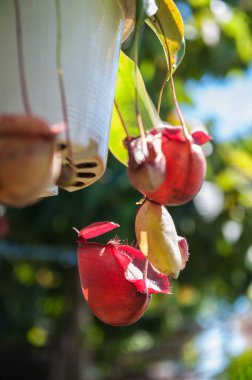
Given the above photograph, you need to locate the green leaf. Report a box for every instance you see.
[174,37,186,70]
[146,0,185,74]
[109,51,158,166]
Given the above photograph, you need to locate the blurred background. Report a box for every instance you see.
[0,0,252,379]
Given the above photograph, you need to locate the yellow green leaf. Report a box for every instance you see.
[135,199,187,278]
[146,0,185,73]
[109,51,158,166]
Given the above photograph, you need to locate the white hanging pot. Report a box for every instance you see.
[0,0,136,204]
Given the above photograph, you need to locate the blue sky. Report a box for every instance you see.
[182,65,252,142]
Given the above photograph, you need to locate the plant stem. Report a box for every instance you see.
[13,0,32,115]
[167,45,190,139]
[134,28,148,156]
[114,100,130,138]
[72,227,80,234]
[55,0,73,164]
[169,72,190,139]
[154,16,190,138]
[157,75,167,117]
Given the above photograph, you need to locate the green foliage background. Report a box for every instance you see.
[0,1,252,379]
